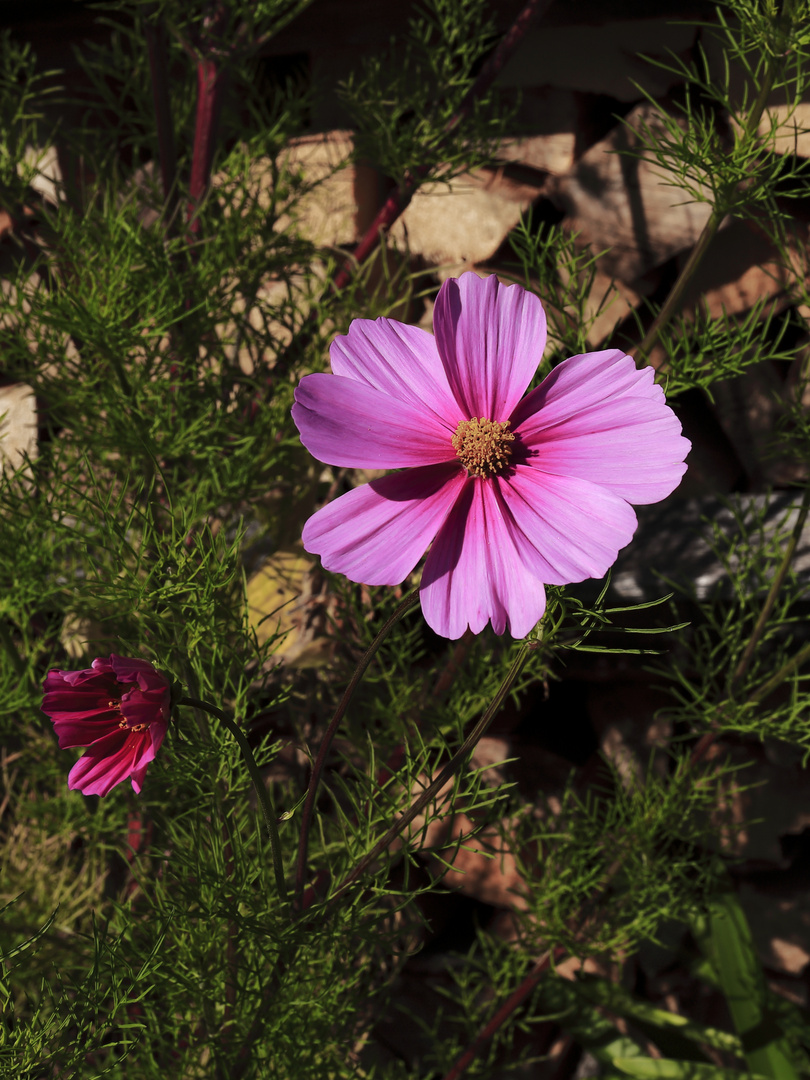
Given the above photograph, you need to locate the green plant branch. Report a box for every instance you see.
[732,486,810,688]
[179,696,288,905]
[691,486,810,766]
[292,588,420,912]
[442,949,563,1080]
[747,638,810,705]
[319,640,535,912]
[633,55,779,369]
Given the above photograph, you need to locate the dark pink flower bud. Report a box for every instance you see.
[42,655,171,797]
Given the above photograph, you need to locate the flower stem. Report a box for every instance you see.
[292,589,421,911]
[732,487,810,690]
[268,0,553,383]
[179,696,288,905]
[633,57,778,369]
[691,487,810,766]
[442,949,564,1080]
[187,56,227,238]
[320,641,534,912]
[747,639,810,706]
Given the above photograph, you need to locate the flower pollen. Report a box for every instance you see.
[452,417,515,478]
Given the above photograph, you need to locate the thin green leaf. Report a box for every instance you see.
[614,1058,767,1080]
[693,888,802,1080]
[574,974,742,1056]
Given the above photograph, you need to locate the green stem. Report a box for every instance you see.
[692,489,810,766]
[179,696,288,905]
[292,589,420,911]
[0,620,26,680]
[634,211,724,366]
[732,487,810,690]
[747,638,810,705]
[319,642,534,912]
[634,58,778,368]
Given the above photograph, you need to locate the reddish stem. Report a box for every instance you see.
[187,57,227,237]
[292,591,420,912]
[266,0,551,389]
[331,0,552,292]
[442,948,565,1080]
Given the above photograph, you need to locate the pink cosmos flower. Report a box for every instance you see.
[292,272,690,639]
[42,655,170,796]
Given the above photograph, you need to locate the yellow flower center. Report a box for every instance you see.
[118,718,149,732]
[452,417,515,478]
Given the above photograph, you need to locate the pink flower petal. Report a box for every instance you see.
[45,667,118,693]
[68,731,140,797]
[119,685,169,727]
[330,317,462,428]
[51,715,121,749]
[511,350,690,504]
[420,480,547,639]
[498,465,639,585]
[109,654,170,693]
[130,764,149,794]
[43,690,119,717]
[293,373,455,469]
[433,273,547,421]
[302,463,466,586]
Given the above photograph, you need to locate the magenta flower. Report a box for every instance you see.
[42,655,170,796]
[292,272,690,639]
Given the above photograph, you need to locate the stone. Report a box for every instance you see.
[554,103,715,283]
[497,87,579,176]
[609,493,810,603]
[673,218,807,323]
[427,814,529,911]
[556,264,643,348]
[498,17,698,102]
[709,363,808,489]
[276,130,358,247]
[0,383,37,475]
[245,543,333,667]
[22,143,63,205]
[389,169,538,278]
[757,103,810,158]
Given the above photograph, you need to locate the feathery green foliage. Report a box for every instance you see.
[1,0,810,1076]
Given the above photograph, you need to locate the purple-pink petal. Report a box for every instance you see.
[511,350,690,504]
[51,715,121,749]
[497,465,639,585]
[330,316,462,427]
[420,479,547,639]
[43,690,119,716]
[292,372,456,469]
[108,654,168,690]
[44,667,118,694]
[130,763,150,795]
[433,273,547,421]
[67,730,143,797]
[302,463,467,586]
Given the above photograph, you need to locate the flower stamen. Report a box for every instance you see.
[452,417,515,478]
[118,719,149,732]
